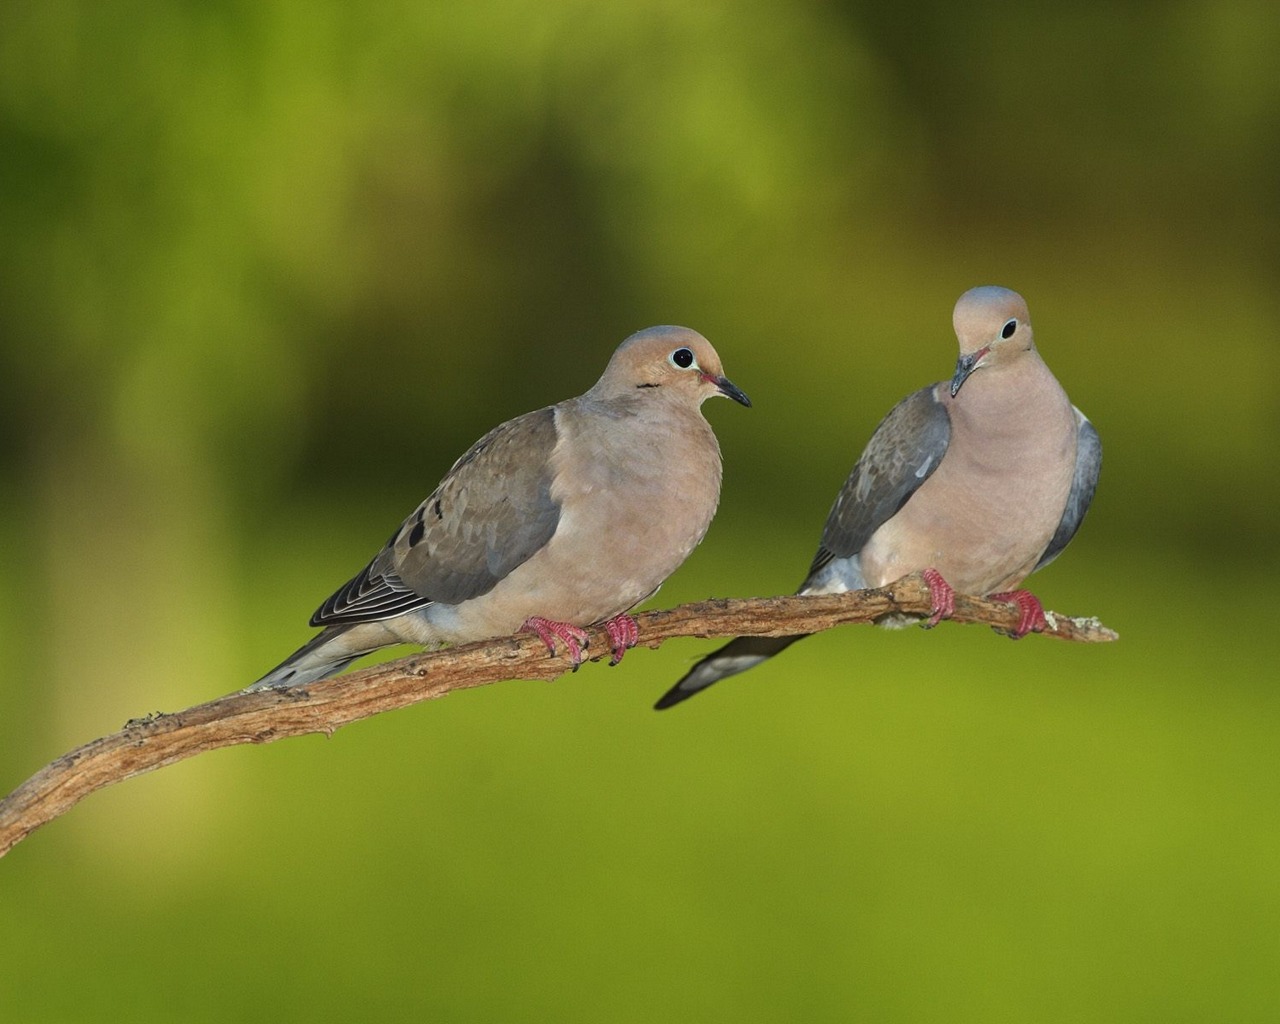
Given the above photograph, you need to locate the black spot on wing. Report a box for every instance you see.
[313,406,561,625]
[394,406,562,606]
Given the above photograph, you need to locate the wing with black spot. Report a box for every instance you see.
[311,407,562,626]
[805,385,951,582]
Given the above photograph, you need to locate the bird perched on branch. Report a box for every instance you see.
[250,326,750,690]
[655,286,1100,709]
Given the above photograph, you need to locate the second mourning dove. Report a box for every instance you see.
[249,326,750,689]
[655,286,1101,709]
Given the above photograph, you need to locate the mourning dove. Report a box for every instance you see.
[249,326,750,689]
[655,286,1101,709]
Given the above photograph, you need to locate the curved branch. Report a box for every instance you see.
[0,574,1116,858]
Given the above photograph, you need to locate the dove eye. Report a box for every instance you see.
[1001,319,1018,339]
[670,347,695,369]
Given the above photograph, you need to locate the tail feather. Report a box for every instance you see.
[653,634,807,710]
[245,624,379,691]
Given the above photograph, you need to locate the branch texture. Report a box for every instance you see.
[0,574,1116,858]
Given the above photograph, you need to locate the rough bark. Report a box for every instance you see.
[0,574,1117,858]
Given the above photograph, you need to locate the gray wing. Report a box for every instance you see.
[805,385,951,582]
[1033,408,1101,572]
[311,407,562,626]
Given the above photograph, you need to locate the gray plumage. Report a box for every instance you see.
[313,408,562,624]
[655,286,1101,710]
[806,386,952,588]
[250,325,750,690]
[1034,410,1102,573]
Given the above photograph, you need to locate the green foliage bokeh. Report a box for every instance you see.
[2,3,1278,1021]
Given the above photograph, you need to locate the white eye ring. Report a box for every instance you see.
[1000,318,1018,339]
[669,347,696,369]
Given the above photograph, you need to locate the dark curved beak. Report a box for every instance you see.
[949,347,988,398]
[713,375,752,407]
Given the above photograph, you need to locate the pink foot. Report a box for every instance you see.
[521,616,590,669]
[602,613,640,666]
[922,568,956,628]
[987,590,1048,638]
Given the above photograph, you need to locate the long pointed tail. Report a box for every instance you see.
[245,624,382,691]
[653,634,808,710]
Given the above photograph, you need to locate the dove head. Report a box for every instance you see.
[591,326,751,408]
[949,286,1035,397]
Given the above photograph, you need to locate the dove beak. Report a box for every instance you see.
[950,347,990,398]
[705,373,752,407]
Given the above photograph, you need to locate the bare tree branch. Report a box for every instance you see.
[0,574,1116,858]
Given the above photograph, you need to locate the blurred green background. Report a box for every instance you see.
[2,2,1278,1021]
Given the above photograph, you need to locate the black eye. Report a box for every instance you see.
[1001,319,1018,339]
[670,347,695,368]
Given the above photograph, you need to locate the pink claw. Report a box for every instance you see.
[987,590,1048,638]
[521,616,591,669]
[602,613,640,666]
[921,568,956,628]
